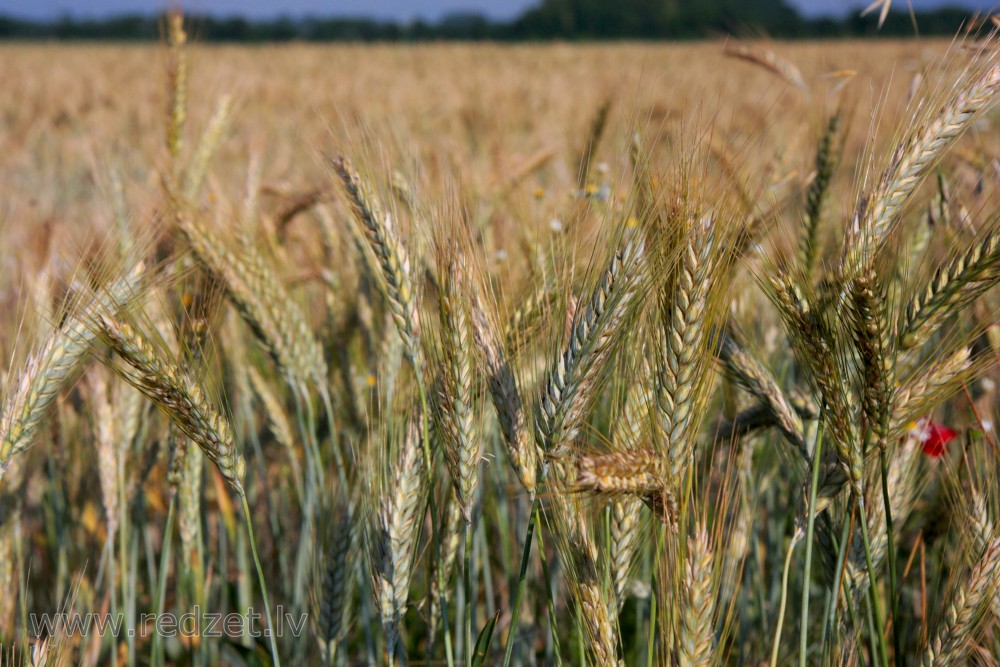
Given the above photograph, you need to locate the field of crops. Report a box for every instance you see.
[2,22,1000,666]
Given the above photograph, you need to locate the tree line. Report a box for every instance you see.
[0,0,984,41]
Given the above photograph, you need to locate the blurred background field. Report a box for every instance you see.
[0,38,966,279]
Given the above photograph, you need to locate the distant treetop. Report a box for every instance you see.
[0,0,985,41]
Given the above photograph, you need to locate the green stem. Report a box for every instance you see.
[438,536,456,667]
[291,391,318,611]
[414,374,435,489]
[320,388,347,488]
[502,497,540,667]
[151,496,175,667]
[241,494,281,667]
[771,530,802,667]
[798,414,826,667]
[879,449,901,666]
[856,493,889,667]
[820,507,854,658]
[464,520,474,667]
[865,590,880,667]
[534,510,563,666]
[647,522,664,667]
[106,536,118,667]
[414,374,455,667]
[751,527,769,640]
[119,460,133,667]
[646,585,658,667]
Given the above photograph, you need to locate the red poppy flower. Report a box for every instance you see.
[919,421,957,458]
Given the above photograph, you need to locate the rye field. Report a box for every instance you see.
[2,23,1000,666]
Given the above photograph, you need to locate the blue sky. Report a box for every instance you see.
[1,0,996,21]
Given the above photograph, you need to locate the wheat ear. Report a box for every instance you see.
[609,495,643,608]
[899,228,1000,350]
[852,270,893,453]
[658,215,719,493]
[99,315,246,495]
[427,492,464,639]
[575,449,664,494]
[891,346,971,437]
[719,325,806,457]
[843,62,1000,284]
[316,503,355,664]
[177,215,327,395]
[183,95,233,202]
[799,112,841,277]
[607,354,657,606]
[436,249,479,521]
[0,264,143,477]
[771,277,861,493]
[549,483,619,666]
[368,416,425,664]
[165,11,187,165]
[723,42,808,94]
[87,369,119,544]
[469,285,538,493]
[841,434,920,596]
[921,537,1000,666]
[333,157,422,370]
[679,524,715,667]
[540,234,645,451]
